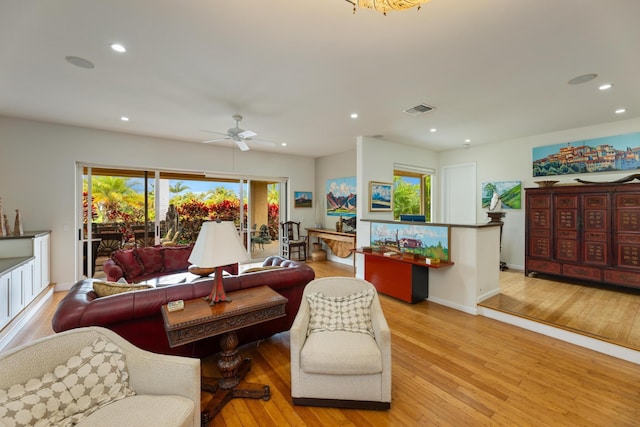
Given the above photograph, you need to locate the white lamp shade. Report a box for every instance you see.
[188,221,249,268]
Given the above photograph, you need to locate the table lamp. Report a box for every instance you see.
[188,220,249,305]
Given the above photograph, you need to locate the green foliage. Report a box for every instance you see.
[393,175,430,221]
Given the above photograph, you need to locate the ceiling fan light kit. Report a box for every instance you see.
[346,0,432,14]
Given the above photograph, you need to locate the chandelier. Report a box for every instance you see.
[345,0,432,14]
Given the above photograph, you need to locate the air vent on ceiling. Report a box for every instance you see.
[404,103,435,115]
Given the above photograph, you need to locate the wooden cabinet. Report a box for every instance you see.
[355,249,453,303]
[525,183,640,289]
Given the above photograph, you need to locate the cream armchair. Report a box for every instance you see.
[0,327,200,427]
[290,277,391,409]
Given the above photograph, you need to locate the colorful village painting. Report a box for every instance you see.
[370,222,449,261]
[532,132,640,177]
[326,176,356,217]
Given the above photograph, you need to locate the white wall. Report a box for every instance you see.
[438,116,640,270]
[314,148,357,265]
[355,136,439,276]
[0,116,315,286]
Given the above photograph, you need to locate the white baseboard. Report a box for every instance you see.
[428,296,478,315]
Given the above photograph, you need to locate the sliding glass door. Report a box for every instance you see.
[78,165,283,279]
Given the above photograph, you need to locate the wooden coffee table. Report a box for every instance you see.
[161,286,288,425]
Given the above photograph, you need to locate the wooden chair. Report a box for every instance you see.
[134,230,156,247]
[281,221,307,261]
[96,232,123,256]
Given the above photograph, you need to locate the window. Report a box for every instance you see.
[393,167,433,222]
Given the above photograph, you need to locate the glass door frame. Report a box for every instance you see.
[77,162,287,280]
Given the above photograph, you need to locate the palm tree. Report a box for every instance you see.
[170,181,190,194]
[87,176,141,222]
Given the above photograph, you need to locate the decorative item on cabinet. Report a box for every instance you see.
[0,198,5,236]
[3,215,11,236]
[14,209,23,236]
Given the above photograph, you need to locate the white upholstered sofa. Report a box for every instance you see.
[0,327,200,427]
[290,277,392,409]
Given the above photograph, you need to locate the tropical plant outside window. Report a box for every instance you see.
[83,170,280,247]
[393,171,431,221]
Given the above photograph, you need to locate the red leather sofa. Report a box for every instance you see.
[52,256,315,357]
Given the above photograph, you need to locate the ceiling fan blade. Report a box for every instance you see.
[250,138,277,147]
[202,137,230,143]
[235,139,250,151]
[201,129,229,136]
[238,130,257,139]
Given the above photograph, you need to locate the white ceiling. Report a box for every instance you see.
[1,0,639,158]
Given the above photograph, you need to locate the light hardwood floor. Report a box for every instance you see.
[4,261,640,425]
[480,269,640,351]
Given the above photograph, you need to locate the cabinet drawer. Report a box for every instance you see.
[584,194,608,208]
[529,228,550,238]
[563,264,602,281]
[527,259,561,275]
[556,195,578,208]
[529,195,550,209]
[616,193,640,208]
[584,232,607,241]
[617,234,640,243]
[604,269,640,288]
[557,230,577,239]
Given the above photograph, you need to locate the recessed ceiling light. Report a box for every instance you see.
[615,108,627,114]
[465,139,471,143]
[64,56,95,69]
[430,128,437,133]
[110,43,127,53]
[568,74,598,85]
[281,142,287,147]
[350,113,358,119]
[599,83,613,91]
[120,116,129,122]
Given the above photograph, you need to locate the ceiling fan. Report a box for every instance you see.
[202,114,275,151]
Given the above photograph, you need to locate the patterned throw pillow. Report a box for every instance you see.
[163,245,192,272]
[306,289,375,337]
[111,249,144,279]
[92,281,153,297]
[134,247,164,274]
[0,339,135,426]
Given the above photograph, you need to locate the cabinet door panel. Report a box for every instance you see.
[0,274,9,328]
[529,237,552,258]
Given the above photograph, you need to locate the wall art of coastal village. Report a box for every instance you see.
[326,176,356,217]
[369,222,450,262]
[532,131,640,177]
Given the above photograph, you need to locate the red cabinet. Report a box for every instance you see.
[525,183,640,289]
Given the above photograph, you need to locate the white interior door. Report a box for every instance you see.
[441,163,476,224]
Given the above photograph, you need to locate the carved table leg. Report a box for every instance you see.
[201,331,272,425]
